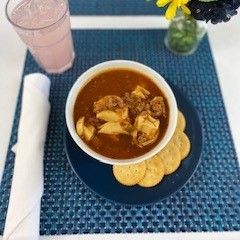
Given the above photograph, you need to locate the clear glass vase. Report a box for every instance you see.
[164,11,207,55]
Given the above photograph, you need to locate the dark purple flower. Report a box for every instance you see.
[187,0,240,24]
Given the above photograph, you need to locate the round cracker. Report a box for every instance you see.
[113,161,146,186]
[172,130,191,160]
[158,143,181,175]
[176,111,186,131]
[138,155,165,187]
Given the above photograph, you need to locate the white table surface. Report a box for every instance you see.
[0,0,240,239]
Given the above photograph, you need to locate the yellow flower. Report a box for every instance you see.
[156,0,191,20]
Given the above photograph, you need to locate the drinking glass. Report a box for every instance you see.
[6,0,75,73]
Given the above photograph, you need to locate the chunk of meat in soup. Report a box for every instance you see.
[93,95,124,113]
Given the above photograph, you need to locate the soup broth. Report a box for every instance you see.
[74,69,169,159]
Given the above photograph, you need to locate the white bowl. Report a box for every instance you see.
[65,60,178,165]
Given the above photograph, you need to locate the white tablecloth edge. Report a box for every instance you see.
[0,231,239,240]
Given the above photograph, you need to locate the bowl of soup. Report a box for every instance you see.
[65,60,178,165]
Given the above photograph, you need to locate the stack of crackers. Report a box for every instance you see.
[113,111,191,187]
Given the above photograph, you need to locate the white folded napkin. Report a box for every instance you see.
[3,73,51,240]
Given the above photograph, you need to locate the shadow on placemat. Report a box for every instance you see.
[0,30,240,235]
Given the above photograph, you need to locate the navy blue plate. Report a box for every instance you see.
[64,84,202,205]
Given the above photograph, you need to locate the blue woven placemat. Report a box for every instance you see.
[1,30,240,235]
[69,0,164,15]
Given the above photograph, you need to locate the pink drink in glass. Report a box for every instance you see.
[6,0,75,73]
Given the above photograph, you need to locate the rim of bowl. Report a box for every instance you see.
[65,60,178,165]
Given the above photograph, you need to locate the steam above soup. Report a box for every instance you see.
[74,69,169,159]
